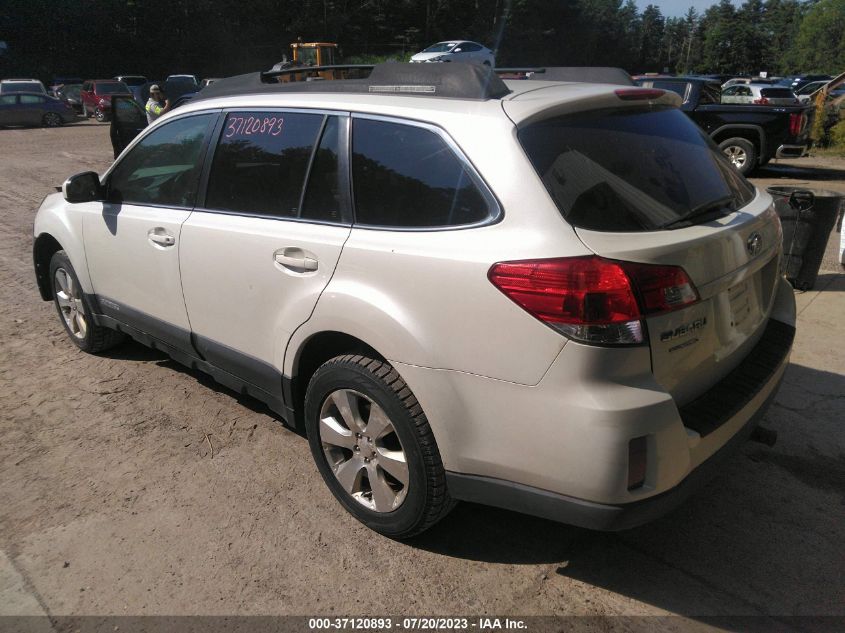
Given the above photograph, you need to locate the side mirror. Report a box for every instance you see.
[63,171,103,203]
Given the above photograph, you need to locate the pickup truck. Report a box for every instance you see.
[635,76,813,175]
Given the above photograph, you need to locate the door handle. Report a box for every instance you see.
[148,228,175,247]
[274,248,318,272]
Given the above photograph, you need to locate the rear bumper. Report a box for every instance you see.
[446,318,793,530]
[776,144,808,159]
[397,272,795,529]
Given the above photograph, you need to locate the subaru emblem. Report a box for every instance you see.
[746,232,762,257]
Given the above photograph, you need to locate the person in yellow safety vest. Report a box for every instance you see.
[145,85,170,124]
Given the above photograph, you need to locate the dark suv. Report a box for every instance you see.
[80,80,132,122]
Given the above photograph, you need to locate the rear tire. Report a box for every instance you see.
[305,354,454,538]
[49,250,125,353]
[719,137,757,176]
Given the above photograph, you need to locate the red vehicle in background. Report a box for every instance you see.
[80,80,132,122]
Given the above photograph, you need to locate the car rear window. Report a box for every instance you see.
[761,88,795,98]
[96,82,130,94]
[519,107,755,232]
[648,81,690,101]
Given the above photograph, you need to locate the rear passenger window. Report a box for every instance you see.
[301,116,343,223]
[205,111,323,217]
[352,118,492,228]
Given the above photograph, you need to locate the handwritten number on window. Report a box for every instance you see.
[225,115,285,139]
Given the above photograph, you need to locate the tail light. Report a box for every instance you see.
[752,97,770,105]
[789,112,805,136]
[488,256,699,346]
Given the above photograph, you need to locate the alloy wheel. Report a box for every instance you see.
[54,267,87,340]
[724,145,747,169]
[319,389,410,513]
[43,112,61,127]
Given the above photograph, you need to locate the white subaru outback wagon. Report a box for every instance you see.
[33,63,796,538]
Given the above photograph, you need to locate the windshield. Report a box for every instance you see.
[96,82,130,94]
[61,84,82,98]
[519,107,755,232]
[297,48,318,65]
[119,76,147,86]
[422,42,456,53]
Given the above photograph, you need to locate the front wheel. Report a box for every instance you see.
[719,137,758,176]
[305,355,454,538]
[94,107,107,122]
[50,250,124,353]
[42,112,62,127]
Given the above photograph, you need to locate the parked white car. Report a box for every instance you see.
[410,40,495,65]
[33,64,795,537]
[721,83,799,106]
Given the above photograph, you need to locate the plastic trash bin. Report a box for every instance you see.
[766,186,844,290]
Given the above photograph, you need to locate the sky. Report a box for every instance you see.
[635,0,740,18]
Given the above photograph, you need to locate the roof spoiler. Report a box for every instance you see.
[496,67,634,86]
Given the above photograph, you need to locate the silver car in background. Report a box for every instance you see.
[721,83,799,106]
[410,40,495,65]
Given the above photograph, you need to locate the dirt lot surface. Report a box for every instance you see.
[1,120,843,629]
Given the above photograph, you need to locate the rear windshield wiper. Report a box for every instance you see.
[658,195,736,230]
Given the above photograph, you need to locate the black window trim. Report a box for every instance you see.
[349,112,503,232]
[193,106,354,228]
[101,109,222,212]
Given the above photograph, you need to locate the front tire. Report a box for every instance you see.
[719,137,758,176]
[305,355,453,538]
[94,107,108,122]
[50,250,124,353]
[42,112,62,127]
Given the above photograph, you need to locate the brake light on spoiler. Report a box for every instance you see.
[488,256,699,345]
[614,88,665,101]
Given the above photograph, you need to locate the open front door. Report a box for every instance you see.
[109,96,147,158]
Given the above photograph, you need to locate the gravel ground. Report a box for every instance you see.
[0,120,843,629]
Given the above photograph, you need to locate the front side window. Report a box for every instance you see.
[205,111,324,217]
[108,114,214,207]
[0,95,17,105]
[351,118,493,228]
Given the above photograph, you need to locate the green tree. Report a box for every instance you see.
[639,4,665,71]
[698,0,739,73]
[788,0,845,73]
